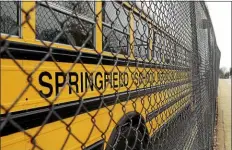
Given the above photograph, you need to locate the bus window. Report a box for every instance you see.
[102,2,129,55]
[152,32,175,65]
[176,45,186,66]
[0,2,20,36]
[36,2,95,49]
[134,15,149,59]
[163,36,173,65]
[152,33,161,62]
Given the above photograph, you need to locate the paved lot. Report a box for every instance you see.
[217,79,231,150]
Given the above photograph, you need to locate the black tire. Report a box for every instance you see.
[111,124,144,150]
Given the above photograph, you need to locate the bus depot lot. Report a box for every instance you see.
[216,79,231,150]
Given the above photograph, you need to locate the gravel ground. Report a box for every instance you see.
[216,79,231,150]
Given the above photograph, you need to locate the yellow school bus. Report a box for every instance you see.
[1,1,192,150]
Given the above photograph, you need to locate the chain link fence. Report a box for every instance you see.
[0,1,220,150]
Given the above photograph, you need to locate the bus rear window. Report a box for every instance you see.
[36,2,95,49]
[134,15,149,60]
[102,2,129,55]
[0,2,20,36]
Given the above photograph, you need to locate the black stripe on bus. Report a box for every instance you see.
[146,91,192,121]
[150,102,191,139]
[0,80,190,137]
[0,41,190,71]
[84,140,104,150]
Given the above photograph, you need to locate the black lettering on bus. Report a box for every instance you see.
[158,72,162,81]
[105,72,112,88]
[95,72,103,90]
[55,72,65,96]
[85,72,94,91]
[119,72,123,87]
[69,72,78,94]
[124,72,129,86]
[134,72,138,85]
[139,72,143,85]
[80,72,84,92]
[148,72,154,86]
[39,71,53,98]
[146,72,150,84]
[113,72,118,88]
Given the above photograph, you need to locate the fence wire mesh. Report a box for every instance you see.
[0,1,221,150]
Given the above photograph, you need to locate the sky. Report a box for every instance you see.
[206,2,231,71]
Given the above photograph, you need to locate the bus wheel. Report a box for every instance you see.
[113,123,144,150]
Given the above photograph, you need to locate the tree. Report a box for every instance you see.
[219,67,231,79]
[219,68,225,78]
[221,67,227,74]
[224,72,230,78]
